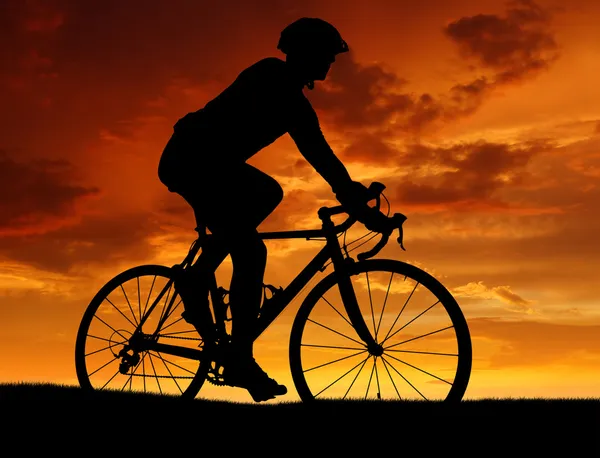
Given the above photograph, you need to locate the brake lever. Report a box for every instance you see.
[392,213,407,251]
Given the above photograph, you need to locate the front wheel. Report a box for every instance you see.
[289,259,472,402]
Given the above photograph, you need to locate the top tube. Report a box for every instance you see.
[259,205,355,240]
[192,205,355,241]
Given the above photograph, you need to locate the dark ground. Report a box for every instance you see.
[1,382,598,454]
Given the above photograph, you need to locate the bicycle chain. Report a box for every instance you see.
[155,333,202,342]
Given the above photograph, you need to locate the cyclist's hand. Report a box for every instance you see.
[335,181,390,233]
[335,180,370,208]
[360,207,390,233]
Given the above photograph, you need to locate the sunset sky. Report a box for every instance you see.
[1,0,599,402]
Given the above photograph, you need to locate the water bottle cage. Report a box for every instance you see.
[262,283,283,308]
[217,286,232,321]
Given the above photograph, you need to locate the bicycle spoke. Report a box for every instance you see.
[157,283,174,325]
[148,351,197,376]
[153,351,183,394]
[375,271,394,338]
[343,357,370,399]
[381,355,427,400]
[383,300,440,345]
[156,306,186,333]
[121,360,138,392]
[147,352,162,394]
[119,284,139,327]
[384,352,452,386]
[381,357,402,400]
[121,351,150,392]
[99,367,121,392]
[142,275,157,319]
[102,297,138,331]
[91,316,131,344]
[384,325,454,350]
[365,357,376,399]
[301,343,364,351]
[307,318,365,347]
[84,338,127,358]
[89,354,118,378]
[386,349,458,357]
[304,349,368,373]
[366,272,377,338]
[161,292,185,329]
[382,281,419,343]
[87,334,127,345]
[137,276,142,323]
[321,295,353,329]
[315,354,371,398]
[374,356,382,399]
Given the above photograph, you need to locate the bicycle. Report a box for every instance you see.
[75,182,472,402]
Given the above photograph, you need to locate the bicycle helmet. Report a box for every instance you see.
[277,17,349,57]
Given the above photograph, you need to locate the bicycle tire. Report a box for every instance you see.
[75,264,208,399]
[289,259,472,402]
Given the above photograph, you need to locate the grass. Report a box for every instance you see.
[1,382,599,452]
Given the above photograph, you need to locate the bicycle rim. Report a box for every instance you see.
[75,265,208,399]
[289,259,472,402]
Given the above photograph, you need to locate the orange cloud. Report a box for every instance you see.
[469,317,600,369]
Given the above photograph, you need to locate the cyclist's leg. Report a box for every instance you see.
[180,163,287,400]
[198,163,282,350]
[177,163,283,352]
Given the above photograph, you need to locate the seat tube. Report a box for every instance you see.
[322,217,377,349]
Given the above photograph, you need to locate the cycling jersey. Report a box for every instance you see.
[158,57,351,193]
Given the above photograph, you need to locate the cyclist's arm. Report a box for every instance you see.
[288,97,353,194]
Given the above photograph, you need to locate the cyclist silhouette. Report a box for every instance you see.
[158,17,387,402]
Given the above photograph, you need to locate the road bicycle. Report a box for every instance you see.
[75,182,472,402]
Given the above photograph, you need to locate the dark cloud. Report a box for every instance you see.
[22,0,66,33]
[445,0,559,84]
[391,139,552,211]
[0,149,100,235]
[309,54,493,145]
[340,132,399,164]
[0,211,161,272]
[309,2,559,149]
[307,1,560,157]
[308,52,411,128]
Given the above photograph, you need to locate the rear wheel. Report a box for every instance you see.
[75,265,208,398]
[289,259,472,402]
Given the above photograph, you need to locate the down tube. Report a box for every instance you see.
[253,245,331,339]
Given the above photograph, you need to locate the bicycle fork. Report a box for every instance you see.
[324,223,381,354]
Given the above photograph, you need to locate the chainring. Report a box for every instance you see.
[206,361,227,386]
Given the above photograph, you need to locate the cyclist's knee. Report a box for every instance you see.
[255,174,283,216]
[228,232,266,263]
[266,177,284,209]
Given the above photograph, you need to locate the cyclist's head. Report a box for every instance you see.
[277,17,348,88]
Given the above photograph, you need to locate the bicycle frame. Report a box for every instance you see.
[254,209,375,348]
[133,205,379,361]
